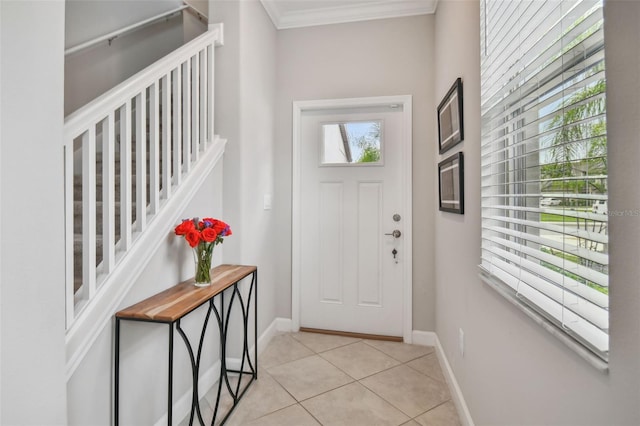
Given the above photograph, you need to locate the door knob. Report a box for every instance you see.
[385,229,401,238]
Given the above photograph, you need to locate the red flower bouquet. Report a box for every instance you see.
[175,217,232,286]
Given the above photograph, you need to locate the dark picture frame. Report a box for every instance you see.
[438,152,464,214]
[437,78,464,154]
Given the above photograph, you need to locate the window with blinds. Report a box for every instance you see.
[480,0,608,361]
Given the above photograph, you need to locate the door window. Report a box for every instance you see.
[320,121,382,165]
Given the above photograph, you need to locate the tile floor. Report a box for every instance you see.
[181,332,461,426]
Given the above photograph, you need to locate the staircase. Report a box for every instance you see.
[73,148,130,292]
[63,27,225,377]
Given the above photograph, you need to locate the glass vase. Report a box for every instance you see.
[193,242,214,287]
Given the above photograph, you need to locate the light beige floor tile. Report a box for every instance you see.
[244,404,321,426]
[259,333,314,369]
[267,355,353,401]
[178,404,214,426]
[290,331,361,353]
[406,353,446,383]
[223,372,297,426]
[320,341,401,379]
[415,401,461,426]
[302,382,410,426]
[401,421,422,426]
[360,365,450,418]
[179,395,232,426]
[364,340,435,363]
[201,374,251,425]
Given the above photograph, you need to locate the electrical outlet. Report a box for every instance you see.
[459,328,465,357]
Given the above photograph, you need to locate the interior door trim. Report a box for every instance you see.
[292,95,413,343]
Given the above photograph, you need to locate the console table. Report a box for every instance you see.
[114,264,258,425]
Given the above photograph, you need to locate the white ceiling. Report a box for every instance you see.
[260,0,438,30]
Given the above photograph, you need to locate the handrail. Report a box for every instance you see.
[65,4,190,56]
[185,2,208,21]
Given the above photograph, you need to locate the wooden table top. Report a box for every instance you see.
[115,264,257,323]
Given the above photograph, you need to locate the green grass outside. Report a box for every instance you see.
[540,213,565,222]
[540,247,608,295]
[540,207,592,222]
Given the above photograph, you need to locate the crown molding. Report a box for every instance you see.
[260,0,437,30]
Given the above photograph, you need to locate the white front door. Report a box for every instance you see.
[297,102,409,337]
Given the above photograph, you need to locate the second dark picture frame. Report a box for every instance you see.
[438,152,464,214]
[437,78,464,154]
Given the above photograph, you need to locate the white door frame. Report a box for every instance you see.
[292,95,413,343]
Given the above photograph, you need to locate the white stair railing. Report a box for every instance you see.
[63,27,223,349]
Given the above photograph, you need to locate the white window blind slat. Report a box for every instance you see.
[484,240,609,303]
[482,225,609,266]
[485,215,608,244]
[483,38,605,126]
[483,250,608,328]
[483,204,608,223]
[480,0,608,360]
[485,236,609,293]
[480,137,607,170]
[482,79,606,142]
[481,262,609,352]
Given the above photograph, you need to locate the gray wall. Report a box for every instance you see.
[433,0,640,424]
[0,1,68,423]
[65,0,206,115]
[604,0,640,422]
[65,0,183,47]
[274,15,437,331]
[210,0,279,341]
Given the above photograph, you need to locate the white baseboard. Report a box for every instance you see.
[411,330,438,347]
[432,333,475,426]
[275,317,293,332]
[257,317,279,355]
[257,317,292,354]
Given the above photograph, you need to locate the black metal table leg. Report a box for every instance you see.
[210,293,226,425]
[168,324,174,426]
[115,318,121,426]
[254,271,258,379]
[176,303,215,426]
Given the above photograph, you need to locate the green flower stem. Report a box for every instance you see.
[193,242,214,284]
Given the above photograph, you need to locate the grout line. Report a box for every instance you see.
[260,359,320,404]
[241,401,300,424]
[410,398,456,423]
[289,330,364,353]
[299,403,324,425]
[254,331,461,425]
[298,380,356,403]
[403,353,448,384]
[316,343,402,381]
[357,370,415,419]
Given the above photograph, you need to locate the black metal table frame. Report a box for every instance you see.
[114,270,258,425]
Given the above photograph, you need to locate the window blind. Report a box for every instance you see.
[480,0,608,359]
